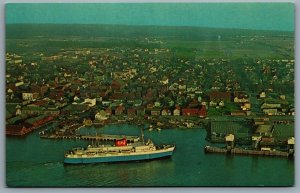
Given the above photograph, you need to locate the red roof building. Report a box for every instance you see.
[209,91,231,102]
[115,105,125,115]
[6,124,32,136]
[198,105,207,118]
[182,108,199,116]
[127,108,137,117]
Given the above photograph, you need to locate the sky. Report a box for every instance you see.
[5,3,294,31]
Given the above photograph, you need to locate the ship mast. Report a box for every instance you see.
[141,128,144,143]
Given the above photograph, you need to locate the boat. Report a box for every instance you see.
[64,130,175,164]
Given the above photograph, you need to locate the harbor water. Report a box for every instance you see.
[6,124,294,187]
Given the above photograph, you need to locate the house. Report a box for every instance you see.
[279,95,286,100]
[82,98,96,107]
[173,106,181,116]
[109,92,124,103]
[143,89,155,101]
[168,100,175,107]
[259,91,266,98]
[261,103,281,109]
[61,104,89,115]
[133,99,143,107]
[201,101,208,108]
[31,84,49,97]
[43,106,60,116]
[22,92,39,101]
[187,93,195,99]
[188,99,199,108]
[209,100,218,107]
[49,89,64,101]
[15,81,24,87]
[95,110,108,121]
[182,108,198,116]
[83,118,93,126]
[187,85,200,93]
[241,102,251,110]
[253,118,268,125]
[230,111,246,116]
[21,106,44,115]
[261,102,282,116]
[102,101,111,107]
[126,92,137,103]
[15,106,22,116]
[110,80,124,91]
[146,103,154,109]
[115,105,125,115]
[161,108,171,116]
[219,101,225,107]
[154,101,161,108]
[209,91,231,102]
[6,124,31,136]
[178,84,187,92]
[73,95,80,102]
[29,100,49,107]
[169,83,178,91]
[260,137,275,147]
[160,76,169,85]
[198,105,207,118]
[127,108,137,117]
[158,85,168,98]
[151,108,161,116]
[233,91,249,103]
[262,108,278,116]
[105,108,112,116]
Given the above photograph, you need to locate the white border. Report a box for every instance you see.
[0,0,298,193]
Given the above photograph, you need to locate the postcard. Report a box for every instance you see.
[5,3,294,187]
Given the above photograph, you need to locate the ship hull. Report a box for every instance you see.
[64,148,174,164]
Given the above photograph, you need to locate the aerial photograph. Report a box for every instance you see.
[5,3,294,187]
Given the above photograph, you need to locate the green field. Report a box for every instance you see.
[6,24,294,60]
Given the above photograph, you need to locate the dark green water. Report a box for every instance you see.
[6,124,294,187]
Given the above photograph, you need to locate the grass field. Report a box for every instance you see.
[6,24,294,60]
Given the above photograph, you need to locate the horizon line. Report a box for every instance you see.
[6,23,294,33]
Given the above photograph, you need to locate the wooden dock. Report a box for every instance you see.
[40,133,140,143]
[81,134,140,142]
[231,148,289,157]
[204,146,290,157]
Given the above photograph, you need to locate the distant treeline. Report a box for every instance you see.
[6,24,294,40]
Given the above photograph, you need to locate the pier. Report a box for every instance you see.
[231,148,289,157]
[204,146,290,158]
[40,133,140,143]
[81,134,140,143]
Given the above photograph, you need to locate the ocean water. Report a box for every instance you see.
[6,124,294,187]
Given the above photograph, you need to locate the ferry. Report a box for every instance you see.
[64,139,175,164]
[64,132,175,164]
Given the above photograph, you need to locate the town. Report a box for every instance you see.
[6,24,295,157]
